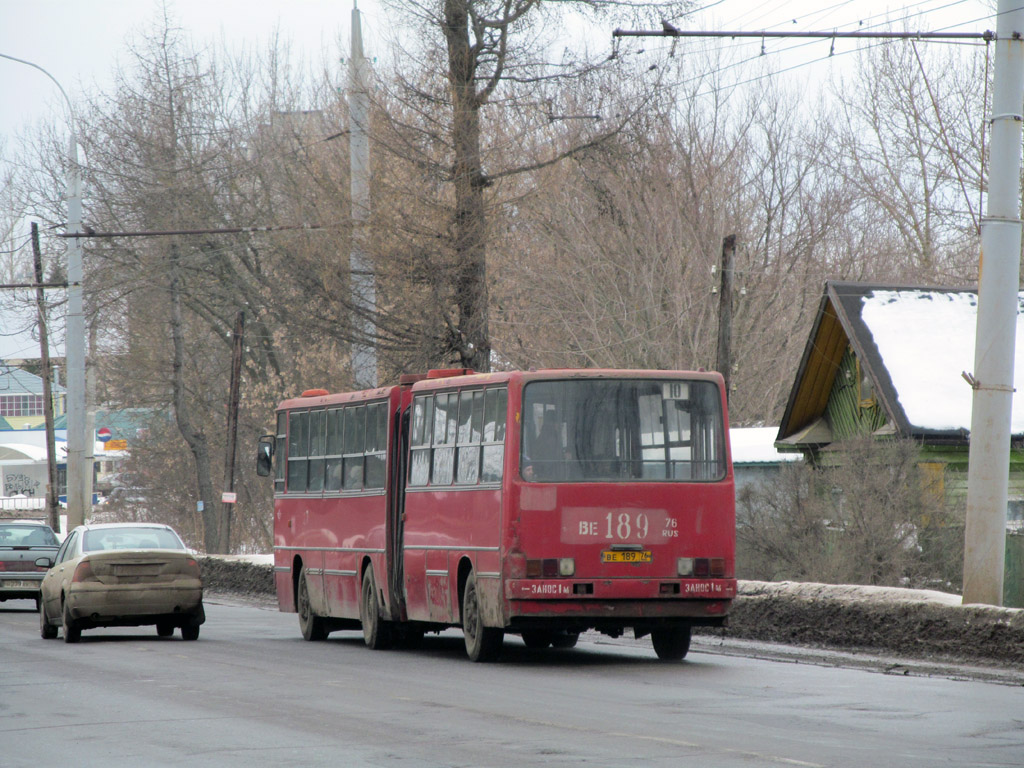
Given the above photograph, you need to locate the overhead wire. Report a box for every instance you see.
[620,0,989,101]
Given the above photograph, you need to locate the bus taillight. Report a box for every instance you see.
[526,558,574,578]
[678,557,727,578]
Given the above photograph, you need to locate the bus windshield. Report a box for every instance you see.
[521,378,725,482]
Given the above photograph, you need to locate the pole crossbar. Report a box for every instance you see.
[613,28,994,41]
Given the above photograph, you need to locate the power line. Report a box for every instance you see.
[613,26,993,42]
[57,222,332,239]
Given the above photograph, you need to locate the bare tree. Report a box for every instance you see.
[371,0,687,371]
[829,40,988,283]
[737,437,962,588]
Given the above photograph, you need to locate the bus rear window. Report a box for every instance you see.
[521,379,725,482]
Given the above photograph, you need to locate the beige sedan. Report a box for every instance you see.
[38,523,205,643]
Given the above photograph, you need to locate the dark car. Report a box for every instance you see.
[0,519,60,609]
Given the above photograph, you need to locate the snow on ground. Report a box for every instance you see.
[741,579,970,608]
[209,553,274,566]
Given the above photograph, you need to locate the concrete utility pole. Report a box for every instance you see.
[963,0,1024,607]
[64,125,88,529]
[0,53,89,531]
[349,2,378,389]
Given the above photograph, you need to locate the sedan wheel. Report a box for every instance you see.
[181,619,200,641]
[156,621,175,637]
[39,601,57,640]
[62,600,81,644]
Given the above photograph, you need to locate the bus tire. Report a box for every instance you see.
[462,572,503,662]
[297,567,327,641]
[360,566,393,650]
[521,630,553,649]
[651,624,692,661]
[551,631,580,649]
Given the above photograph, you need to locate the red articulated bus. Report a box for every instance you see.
[256,368,736,661]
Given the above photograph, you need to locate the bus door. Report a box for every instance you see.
[386,403,410,620]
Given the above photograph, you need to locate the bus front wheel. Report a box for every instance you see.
[462,572,503,662]
[651,624,692,661]
[297,567,327,641]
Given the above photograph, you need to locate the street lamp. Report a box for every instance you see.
[0,53,89,531]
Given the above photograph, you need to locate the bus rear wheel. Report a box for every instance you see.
[521,630,553,649]
[360,566,393,650]
[462,572,503,662]
[297,567,327,641]
[551,631,580,649]
[651,625,692,661]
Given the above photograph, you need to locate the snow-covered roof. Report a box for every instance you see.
[860,290,1022,434]
[731,427,801,465]
[0,442,50,462]
[779,281,1017,445]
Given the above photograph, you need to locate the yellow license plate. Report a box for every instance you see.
[601,550,652,564]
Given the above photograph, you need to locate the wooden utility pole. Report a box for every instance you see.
[31,223,61,532]
[219,310,245,553]
[716,234,736,403]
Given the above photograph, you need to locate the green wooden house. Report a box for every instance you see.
[775,280,1024,518]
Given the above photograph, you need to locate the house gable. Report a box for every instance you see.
[776,291,847,448]
[777,281,985,450]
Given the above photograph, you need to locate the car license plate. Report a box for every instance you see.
[601,550,652,564]
[113,565,159,576]
[1,580,35,589]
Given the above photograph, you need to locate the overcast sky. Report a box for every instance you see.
[0,0,995,152]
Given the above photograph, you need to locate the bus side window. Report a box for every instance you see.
[481,388,506,483]
[287,411,309,492]
[409,396,432,486]
[307,409,327,493]
[364,403,387,489]
[431,393,456,485]
[325,408,345,491]
[343,405,366,490]
[274,412,286,492]
[455,390,483,484]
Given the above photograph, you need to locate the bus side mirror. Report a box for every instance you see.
[256,435,275,477]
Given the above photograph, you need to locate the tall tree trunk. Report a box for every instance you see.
[444,0,491,372]
[169,244,220,551]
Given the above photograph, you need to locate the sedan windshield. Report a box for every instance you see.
[521,378,726,482]
[83,527,186,552]
[0,524,59,547]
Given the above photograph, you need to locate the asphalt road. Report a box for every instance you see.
[2,596,1022,768]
